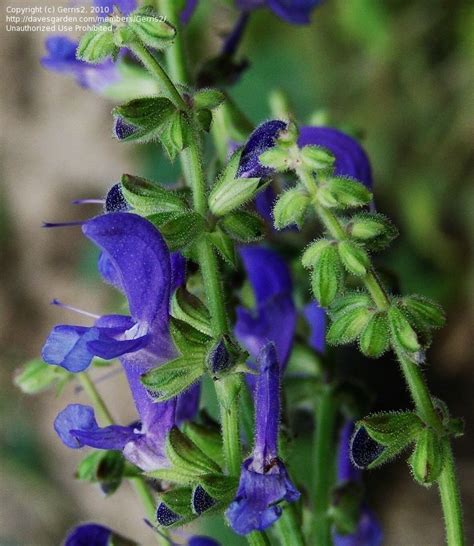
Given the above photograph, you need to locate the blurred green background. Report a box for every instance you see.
[0,0,472,544]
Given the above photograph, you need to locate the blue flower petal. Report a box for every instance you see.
[304,302,326,353]
[87,332,150,359]
[82,213,171,328]
[176,383,201,424]
[42,325,98,372]
[181,0,198,24]
[333,506,383,546]
[98,252,124,292]
[188,537,221,546]
[63,523,112,546]
[54,404,136,450]
[267,0,322,24]
[226,458,300,534]
[239,245,292,305]
[298,126,373,189]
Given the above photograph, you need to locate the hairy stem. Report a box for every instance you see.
[275,503,306,546]
[313,387,337,546]
[78,372,114,425]
[298,167,464,545]
[438,443,465,546]
[247,531,271,546]
[127,40,186,110]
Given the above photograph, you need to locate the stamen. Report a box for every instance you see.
[42,220,85,228]
[72,198,105,205]
[51,298,100,319]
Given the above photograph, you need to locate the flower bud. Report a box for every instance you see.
[409,428,446,486]
[273,187,310,229]
[338,240,370,276]
[193,88,225,111]
[206,336,240,376]
[209,151,263,216]
[128,7,176,50]
[359,312,390,358]
[401,295,446,331]
[326,306,372,345]
[302,239,333,269]
[349,213,393,240]
[311,244,343,306]
[77,26,118,64]
[320,177,372,209]
[300,145,335,171]
[388,305,420,353]
[259,147,290,172]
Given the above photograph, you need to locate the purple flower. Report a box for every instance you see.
[41,36,121,94]
[41,1,137,93]
[188,537,221,546]
[43,213,187,470]
[181,0,199,24]
[63,523,113,546]
[237,120,288,179]
[235,246,295,369]
[226,344,300,534]
[304,301,326,353]
[236,0,322,25]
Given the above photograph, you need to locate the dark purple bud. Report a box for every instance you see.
[114,116,139,141]
[189,537,221,546]
[105,183,129,212]
[350,426,385,469]
[237,120,288,179]
[156,503,182,527]
[63,523,112,546]
[192,485,216,515]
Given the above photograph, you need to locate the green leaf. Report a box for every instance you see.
[159,110,190,160]
[409,429,447,486]
[14,359,71,395]
[77,25,118,64]
[338,240,370,276]
[320,177,372,209]
[326,306,372,346]
[209,150,263,216]
[359,312,390,358]
[141,354,205,401]
[171,288,212,336]
[207,229,237,267]
[121,174,187,214]
[193,89,225,110]
[147,210,205,251]
[197,474,238,501]
[182,422,224,468]
[113,97,176,143]
[166,427,221,476]
[219,211,264,242]
[311,244,344,306]
[170,318,212,353]
[76,451,125,496]
[388,305,421,353]
[273,187,310,229]
[195,108,213,132]
[361,411,424,446]
[128,7,176,50]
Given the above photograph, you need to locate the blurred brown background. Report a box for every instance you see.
[0,0,473,544]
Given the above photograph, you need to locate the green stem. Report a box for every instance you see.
[127,40,186,110]
[438,443,465,546]
[78,373,114,426]
[299,167,464,545]
[159,0,189,83]
[313,388,337,546]
[246,531,271,546]
[215,375,242,476]
[275,503,306,546]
